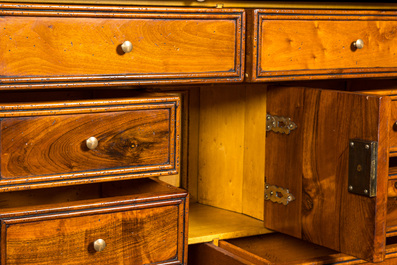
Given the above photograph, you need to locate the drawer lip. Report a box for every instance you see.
[0,96,181,192]
[248,9,397,82]
[0,3,246,89]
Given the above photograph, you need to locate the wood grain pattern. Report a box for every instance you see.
[198,84,266,218]
[214,233,397,265]
[0,96,180,191]
[0,178,188,265]
[0,3,245,89]
[266,86,390,262]
[1,109,170,178]
[188,243,252,265]
[248,9,397,82]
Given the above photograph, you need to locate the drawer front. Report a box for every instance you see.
[248,9,397,81]
[0,3,245,89]
[0,96,180,191]
[188,235,397,265]
[1,191,188,264]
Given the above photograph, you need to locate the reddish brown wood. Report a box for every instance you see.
[0,178,188,264]
[0,96,180,192]
[0,3,245,89]
[188,243,252,265]
[266,86,390,262]
[248,9,397,82]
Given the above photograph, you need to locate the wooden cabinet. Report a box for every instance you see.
[2,1,397,264]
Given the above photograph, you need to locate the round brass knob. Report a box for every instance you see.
[86,137,98,150]
[353,39,364,49]
[93,239,106,252]
[121,41,133,53]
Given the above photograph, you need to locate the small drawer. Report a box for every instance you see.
[0,3,245,89]
[188,234,397,265]
[0,96,180,191]
[248,9,397,82]
[0,178,188,264]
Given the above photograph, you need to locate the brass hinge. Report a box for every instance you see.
[265,183,295,205]
[348,139,378,198]
[266,114,297,135]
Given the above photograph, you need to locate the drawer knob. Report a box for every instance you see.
[93,239,106,252]
[86,137,98,150]
[121,41,133,53]
[353,39,364,49]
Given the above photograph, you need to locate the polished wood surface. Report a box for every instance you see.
[188,243,251,265]
[248,9,397,81]
[0,178,188,264]
[266,86,390,262]
[190,233,397,265]
[0,3,245,89]
[2,110,170,178]
[0,96,180,191]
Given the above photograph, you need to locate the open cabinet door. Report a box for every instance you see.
[265,86,390,262]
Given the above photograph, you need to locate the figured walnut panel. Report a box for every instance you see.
[1,181,188,265]
[0,96,180,191]
[248,9,397,81]
[266,86,390,262]
[0,3,245,89]
[1,109,170,178]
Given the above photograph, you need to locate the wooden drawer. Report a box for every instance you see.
[265,86,394,262]
[247,9,397,82]
[0,3,245,89]
[0,178,188,264]
[188,234,397,265]
[0,95,180,191]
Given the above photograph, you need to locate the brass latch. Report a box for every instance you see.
[265,184,295,205]
[266,114,297,135]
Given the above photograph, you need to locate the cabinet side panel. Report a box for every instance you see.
[198,85,246,213]
[265,86,305,238]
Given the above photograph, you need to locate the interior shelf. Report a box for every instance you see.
[188,203,272,245]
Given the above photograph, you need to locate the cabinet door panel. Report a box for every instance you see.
[265,86,390,262]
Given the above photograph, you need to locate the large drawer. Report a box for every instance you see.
[188,233,397,265]
[247,9,397,81]
[0,3,245,89]
[0,95,180,191]
[0,178,188,264]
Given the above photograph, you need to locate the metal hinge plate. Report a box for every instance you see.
[348,139,378,197]
[266,114,297,135]
[265,183,295,205]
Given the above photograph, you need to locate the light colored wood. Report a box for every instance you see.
[198,85,246,213]
[242,86,267,220]
[188,203,271,245]
[197,85,267,218]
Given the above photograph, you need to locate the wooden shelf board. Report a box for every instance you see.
[188,203,272,245]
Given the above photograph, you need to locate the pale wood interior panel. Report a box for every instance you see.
[196,85,266,220]
[188,203,271,245]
